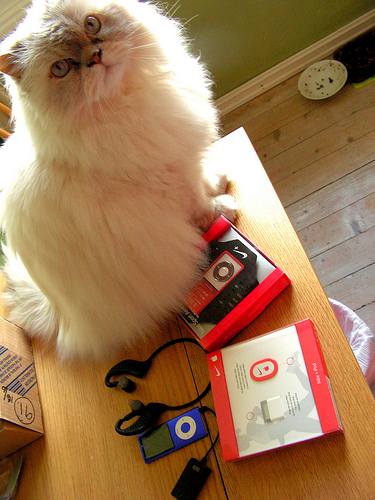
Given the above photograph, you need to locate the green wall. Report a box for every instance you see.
[168,0,374,98]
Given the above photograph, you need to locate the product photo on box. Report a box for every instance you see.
[179,217,291,351]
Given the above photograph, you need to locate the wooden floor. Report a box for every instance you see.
[222,75,375,333]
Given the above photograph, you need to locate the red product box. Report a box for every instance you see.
[179,217,291,351]
[207,319,343,461]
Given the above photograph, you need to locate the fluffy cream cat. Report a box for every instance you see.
[0,0,233,357]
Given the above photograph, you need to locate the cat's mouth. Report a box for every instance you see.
[87,48,103,68]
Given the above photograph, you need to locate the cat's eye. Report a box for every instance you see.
[84,15,101,35]
[50,59,71,78]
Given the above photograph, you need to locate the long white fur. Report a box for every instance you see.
[0,0,222,358]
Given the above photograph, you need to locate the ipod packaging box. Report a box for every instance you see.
[179,217,291,351]
[0,316,44,458]
[207,319,343,461]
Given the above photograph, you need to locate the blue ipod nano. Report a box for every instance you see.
[138,407,208,463]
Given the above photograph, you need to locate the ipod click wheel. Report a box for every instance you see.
[138,408,208,464]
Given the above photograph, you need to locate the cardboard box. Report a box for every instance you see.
[180,217,291,351]
[0,316,43,458]
[207,319,343,461]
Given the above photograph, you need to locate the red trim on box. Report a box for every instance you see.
[229,432,343,462]
[202,216,232,243]
[207,351,238,461]
[295,320,342,434]
[199,268,290,351]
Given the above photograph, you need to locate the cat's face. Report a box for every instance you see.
[0,0,165,117]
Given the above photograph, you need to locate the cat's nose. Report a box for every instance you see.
[84,47,103,67]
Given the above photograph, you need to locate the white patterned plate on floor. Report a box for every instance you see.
[298,60,348,100]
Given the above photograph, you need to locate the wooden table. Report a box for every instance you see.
[10,128,375,499]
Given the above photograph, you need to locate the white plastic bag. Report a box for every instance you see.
[329,298,375,394]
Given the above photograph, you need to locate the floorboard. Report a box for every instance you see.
[221,75,300,136]
[254,81,375,163]
[276,132,375,206]
[311,226,375,287]
[286,161,375,231]
[261,104,375,184]
[326,263,375,312]
[299,193,375,258]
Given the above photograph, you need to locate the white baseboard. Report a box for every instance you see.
[216,8,375,116]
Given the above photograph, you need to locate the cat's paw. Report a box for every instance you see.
[206,172,229,196]
[214,194,238,223]
[195,194,238,230]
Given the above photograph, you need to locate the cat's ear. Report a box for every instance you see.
[0,53,21,79]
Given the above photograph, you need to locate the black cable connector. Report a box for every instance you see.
[171,458,212,500]
[171,406,219,500]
